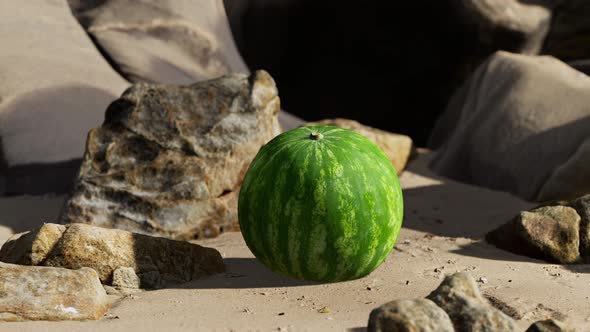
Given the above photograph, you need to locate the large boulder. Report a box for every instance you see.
[0,223,224,287]
[225,0,552,145]
[68,0,248,85]
[0,262,109,321]
[429,51,590,202]
[0,0,129,195]
[60,71,280,239]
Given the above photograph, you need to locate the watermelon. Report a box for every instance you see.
[238,125,403,282]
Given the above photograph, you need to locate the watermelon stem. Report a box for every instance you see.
[309,132,323,140]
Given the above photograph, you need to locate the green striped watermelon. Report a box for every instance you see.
[238,125,403,282]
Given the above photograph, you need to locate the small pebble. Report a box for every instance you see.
[405,280,410,285]
[318,306,330,314]
[403,239,411,245]
[478,277,488,284]
[278,312,285,316]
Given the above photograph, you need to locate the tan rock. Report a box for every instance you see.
[0,262,109,321]
[427,272,517,332]
[60,70,280,239]
[368,298,454,332]
[306,118,413,174]
[0,223,224,286]
[486,206,581,264]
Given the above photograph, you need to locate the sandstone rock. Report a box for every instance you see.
[486,206,581,264]
[367,298,454,332]
[0,223,225,286]
[427,272,517,332]
[306,118,413,174]
[429,51,590,202]
[0,262,109,321]
[60,70,280,239]
[567,194,590,262]
[453,0,552,54]
[526,319,577,332]
[0,0,129,195]
[68,0,248,85]
[112,267,141,289]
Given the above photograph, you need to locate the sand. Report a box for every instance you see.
[0,151,588,331]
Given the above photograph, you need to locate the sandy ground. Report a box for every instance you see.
[0,151,588,331]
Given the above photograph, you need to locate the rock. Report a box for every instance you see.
[543,0,590,61]
[0,0,129,195]
[486,206,581,264]
[0,262,109,321]
[367,298,454,332]
[112,267,141,289]
[453,0,552,54]
[0,223,225,286]
[426,272,517,332]
[306,118,413,174]
[60,70,280,239]
[68,0,248,85]
[526,319,577,332]
[428,51,590,202]
[567,194,590,262]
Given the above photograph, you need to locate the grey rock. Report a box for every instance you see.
[454,0,552,54]
[0,223,225,287]
[68,0,248,85]
[486,206,581,264]
[0,0,129,195]
[367,298,454,332]
[429,51,590,202]
[526,319,577,332]
[112,267,141,289]
[60,70,280,239]
[306,118,413,175]
[427,272,517,332]
[0,262,109,321]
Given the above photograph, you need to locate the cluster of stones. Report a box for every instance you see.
[368,272,577,332]
[0,223,224,321]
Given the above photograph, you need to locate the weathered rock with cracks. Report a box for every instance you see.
[0,223,225,287]
[0,262,109,321]
[426,272,517,332]
[367,298,454,332]
[306,118,413,174]
[486,206,581,264]
[60,70,280,239]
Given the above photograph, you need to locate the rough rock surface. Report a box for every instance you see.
[60,70,280,239]
[486,206,581,264]
[526,319,577,332]
[367,298,454,332]
[112,267,141,289]
[426,272,517,332]
[0,262,109,321]
[567,194,590,262]
[453,0,552,54]
[306,118,413,174]
[0,0,129,195]
[68,0,248,85]
[429,51,590,202]
[0,223,225,286]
